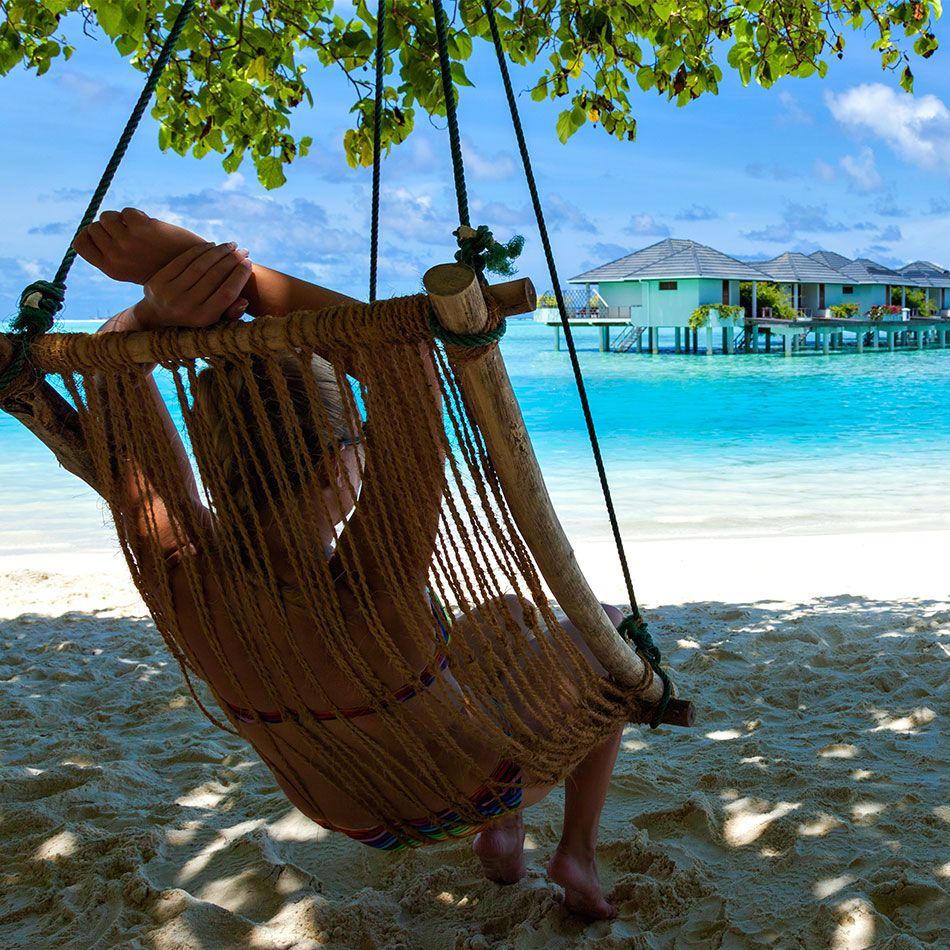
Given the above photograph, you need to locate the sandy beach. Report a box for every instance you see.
[1,531,947,949]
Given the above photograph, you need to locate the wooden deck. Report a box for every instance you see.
[542,315,950,355]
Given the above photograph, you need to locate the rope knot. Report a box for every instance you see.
[0,280,66,395]
[454,224,524,280]
[618,613,672,729]
[14,280,65,336]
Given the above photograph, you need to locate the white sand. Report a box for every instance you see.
[1,532,948,949]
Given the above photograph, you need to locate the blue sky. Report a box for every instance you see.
[2,12,949,323]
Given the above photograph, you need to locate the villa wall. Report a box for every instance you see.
[598,278,743,327]
[842,284,888,315]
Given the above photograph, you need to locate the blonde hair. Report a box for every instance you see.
[192,352,359,517]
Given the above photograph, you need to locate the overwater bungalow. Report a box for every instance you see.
[568,239,765,352]
[559,238,950,355]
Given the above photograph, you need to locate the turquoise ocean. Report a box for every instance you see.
[3,319,950,562]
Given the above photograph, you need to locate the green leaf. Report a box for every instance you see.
[900,65,914,91]
[257,155,287,190]
[636,66,655,91]
[555,109,576,144]
[97,2,124,37]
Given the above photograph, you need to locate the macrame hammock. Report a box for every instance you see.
[0,0,693,847]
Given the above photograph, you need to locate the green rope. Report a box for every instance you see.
[429,2,523,283]
[369,0,386,303]
[0,281,66,392]
[617,615,672,729]
[0,0,197,394]
[427,304,506,348]
[430,0,469,229]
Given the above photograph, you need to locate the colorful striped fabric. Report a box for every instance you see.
[326,758,524,851]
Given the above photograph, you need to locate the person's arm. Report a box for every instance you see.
[96,244,251,560]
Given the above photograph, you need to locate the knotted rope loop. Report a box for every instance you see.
[14,280,65,334]
[454,224,524,281]
[0,281,67,394]
[426,303,507,351]
[617,613,673,729]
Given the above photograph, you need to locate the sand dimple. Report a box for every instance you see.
[1,574,948,949]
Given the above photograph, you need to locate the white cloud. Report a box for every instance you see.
[839,147,883,194]
[545,193,597,233]
[777,90,812,125]
[460,138,517,182]
[812,159,836,183]
[625,213,670,237]
[825,83,950,171]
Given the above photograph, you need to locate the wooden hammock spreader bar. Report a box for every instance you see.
[3,278,536,375]
[424,262,693,727]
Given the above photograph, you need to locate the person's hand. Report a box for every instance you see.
[133,242,253,330]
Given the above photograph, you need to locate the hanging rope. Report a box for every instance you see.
[369,0,387,303]
[0,0,197,394]
[431,0,469,230]
[480,0,671,725]
[429,0,522,286]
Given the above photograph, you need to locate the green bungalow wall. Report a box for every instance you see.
[596,278,741,327]
[837,282,888,316]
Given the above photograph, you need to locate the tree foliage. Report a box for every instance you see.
[0,0,941,188]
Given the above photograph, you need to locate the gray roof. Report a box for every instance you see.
[835,257,904,286]
[897,260,950,288]
[751,252,847,283]
[809,250,853,270]
[570,238,764,282]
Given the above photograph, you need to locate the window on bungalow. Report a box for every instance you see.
[842,286,854,294]
[658,281,678,290]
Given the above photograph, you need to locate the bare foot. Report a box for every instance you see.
[73,208,208,284]
[472,812,526,885]
[546,846,617,920]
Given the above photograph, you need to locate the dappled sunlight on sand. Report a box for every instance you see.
[1,575,948,948]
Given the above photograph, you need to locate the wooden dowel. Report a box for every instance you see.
[424,262,665,706]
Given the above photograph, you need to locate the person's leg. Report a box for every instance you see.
[471,811,527,884]
[546,725,623,919]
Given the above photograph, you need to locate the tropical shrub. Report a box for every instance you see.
[740,281,797,320]
[868,304,902,321]
[688,303,744,330]
[829,303,860,318]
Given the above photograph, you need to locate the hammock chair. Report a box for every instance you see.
[0,0,693,848]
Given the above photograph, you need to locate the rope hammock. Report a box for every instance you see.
[0,0,693,848]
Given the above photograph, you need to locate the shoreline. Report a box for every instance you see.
[3,526,948,613]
